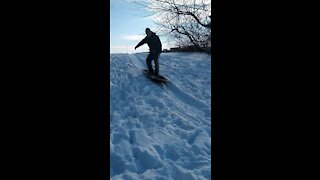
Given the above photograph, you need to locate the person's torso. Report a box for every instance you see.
[146,34,162,53]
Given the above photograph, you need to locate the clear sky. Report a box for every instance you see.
[110,0,169,54]
[110,0,151,54]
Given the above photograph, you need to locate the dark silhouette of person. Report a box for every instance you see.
[135,28,162,77]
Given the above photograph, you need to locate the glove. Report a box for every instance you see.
[135,46,138,50]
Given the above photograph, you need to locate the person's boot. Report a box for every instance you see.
[147,69,154,75]
[150,73,160,79]
[153,73,160,79]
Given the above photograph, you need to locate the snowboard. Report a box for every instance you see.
[143,70,168,84]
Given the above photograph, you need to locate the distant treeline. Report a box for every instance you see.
[162,46,211,53]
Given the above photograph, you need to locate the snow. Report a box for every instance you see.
[110,52,211,179]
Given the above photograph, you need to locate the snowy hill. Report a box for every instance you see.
[110,52,212,180]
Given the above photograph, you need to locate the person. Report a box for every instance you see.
[135,28,162,78]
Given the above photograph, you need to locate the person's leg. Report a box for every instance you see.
[154,53,160,76]
[146,53,154,74]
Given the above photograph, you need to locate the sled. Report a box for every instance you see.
[143,70,168,84]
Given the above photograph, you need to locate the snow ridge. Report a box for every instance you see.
[110,52,211,179]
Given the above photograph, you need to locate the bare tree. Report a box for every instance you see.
[133,0,211,53]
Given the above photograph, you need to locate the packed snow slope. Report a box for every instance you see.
[110,52,211,180]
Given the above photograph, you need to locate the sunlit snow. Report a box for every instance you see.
[110,52,211,179]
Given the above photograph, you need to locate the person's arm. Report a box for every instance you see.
[135,36,147,49]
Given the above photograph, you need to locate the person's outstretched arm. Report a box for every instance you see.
[135,37,147,50]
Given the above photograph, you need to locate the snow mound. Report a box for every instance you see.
[110,52,211,179]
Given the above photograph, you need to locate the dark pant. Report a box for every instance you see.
[146,52,160,76]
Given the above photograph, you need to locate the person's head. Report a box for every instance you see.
[145,28,152,36]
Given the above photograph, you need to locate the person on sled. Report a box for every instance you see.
[135,28,162,78]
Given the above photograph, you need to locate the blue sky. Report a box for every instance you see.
[110,0,170,53]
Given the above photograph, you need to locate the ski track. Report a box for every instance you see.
[110,52,211,180]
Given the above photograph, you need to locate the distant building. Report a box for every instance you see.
[162,49,169,53]
[170,47,180,52]
[163,45,210,53]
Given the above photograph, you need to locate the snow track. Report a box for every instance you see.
[110,52,211,180]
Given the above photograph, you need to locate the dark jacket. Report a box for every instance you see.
[135,32,162,54]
